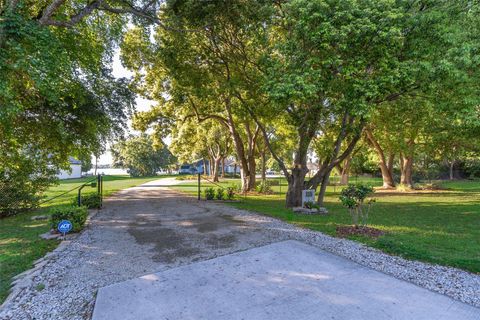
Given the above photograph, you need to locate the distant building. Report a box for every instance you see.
[178,159,240,176]
[57,157,82,179]
[223,159,240,174]
[178,164,196,174]
[195,159,210,175]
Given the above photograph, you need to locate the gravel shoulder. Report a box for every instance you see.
[1,178,479,319]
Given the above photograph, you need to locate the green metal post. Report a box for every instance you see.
[198,173,201,200]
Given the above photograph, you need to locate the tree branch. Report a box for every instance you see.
[39,0,103,27]
[233,91,290,179]
[183,96,229,127]
[37,0,200,32]
[39,0,67,25]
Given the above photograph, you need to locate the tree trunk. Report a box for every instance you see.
[247,155,256,190]
[306,111,365,205]
[213,158,220,182]
[337,156,352,185]
[94,155,98,175]
[260,149,266,183]
[225,99,255,192]
[365,129,395,188]
[379,161,396,189]
[209,157,214,178]
[387,153,395,174]
[317,170,331,206]
[221,157,225,178]
[449,160,455,180]
[340,171,348,185]
[285,167,308,207]
[400,155,414,187]
[203,159,207,175]
[233,163,237,178]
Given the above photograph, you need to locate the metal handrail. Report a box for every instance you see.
[38,177,97,206]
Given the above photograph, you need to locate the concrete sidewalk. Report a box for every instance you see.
[92,241,480,320]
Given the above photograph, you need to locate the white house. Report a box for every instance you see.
[56,157,82,179]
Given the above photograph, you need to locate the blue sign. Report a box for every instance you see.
[57,220,73,234]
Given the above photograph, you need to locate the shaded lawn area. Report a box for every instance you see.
[0,174,165,303]
[172,177,480,274]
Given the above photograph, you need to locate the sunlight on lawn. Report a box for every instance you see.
[172,177,480,274]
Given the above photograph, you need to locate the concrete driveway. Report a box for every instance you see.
[93,240,480,320]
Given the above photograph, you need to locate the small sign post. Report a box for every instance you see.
[302,189,315,207]
[57,220,73,240]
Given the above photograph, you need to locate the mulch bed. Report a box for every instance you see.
[336,225,385,238]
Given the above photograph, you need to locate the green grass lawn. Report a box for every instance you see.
[173,176,480,274]
[0,174,165,303]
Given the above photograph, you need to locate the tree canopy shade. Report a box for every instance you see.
[0,0,158,210]
[123,0,273,192]
[111,134,175,177]
[255,0,480,205]
[120,0,480,207]
[3,0,479,210]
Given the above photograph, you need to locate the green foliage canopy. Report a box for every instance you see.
[111,134,175,177]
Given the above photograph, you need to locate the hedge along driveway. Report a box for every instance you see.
[172,178,480,274]
[0,175,166,304]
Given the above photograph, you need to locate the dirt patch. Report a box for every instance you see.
[128,227,201,263]
[220,214,245,224]
[196,222,219,233]
[153,246,201,264]
[126,209,250,263]
[336,226,385,238]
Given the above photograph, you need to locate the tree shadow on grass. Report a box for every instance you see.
[226,195,480,273]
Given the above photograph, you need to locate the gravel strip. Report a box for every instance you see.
[225,204,480,308]
[1,185,479,319]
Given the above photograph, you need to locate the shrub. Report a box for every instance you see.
[204,187,215,200]
[232,183,242,192]
[339,184,375,227]
[303,201,320,210]
[0,165,56,217]
[73,193,102,209]
[461,159,480,178]
[215,188,224,200]
[50,205,88,233]
[226,187,235,200]
[255,180,273,194]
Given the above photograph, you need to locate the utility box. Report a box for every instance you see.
[302,189,315,206]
